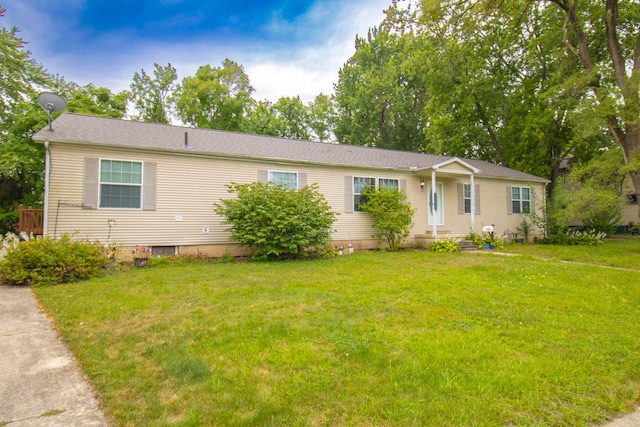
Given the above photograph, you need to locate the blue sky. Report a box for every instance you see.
[4,0,393,102]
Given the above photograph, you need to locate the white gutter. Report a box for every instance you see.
[43,140,50,235]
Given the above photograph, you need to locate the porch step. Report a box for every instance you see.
[457,240,478,252]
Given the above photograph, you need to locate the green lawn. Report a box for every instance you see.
[34,240,640,426]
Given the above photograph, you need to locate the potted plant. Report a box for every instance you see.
[132,245,150,267]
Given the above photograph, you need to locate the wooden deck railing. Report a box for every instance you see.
[18,204,44,235]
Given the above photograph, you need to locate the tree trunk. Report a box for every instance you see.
[549,0,640,221]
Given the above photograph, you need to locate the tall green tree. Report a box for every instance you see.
[308,94,336,142]
[415,1,583,200]
[0,7,50,232]
[334,21,428,151]
[539,0,640,219]
[52,77,128,118]
[174,59,254,131]
[271,96,311,140]
[129,62,177,123]
[243,94,337,142]
[0,7,48,124]
[243,100,280,136]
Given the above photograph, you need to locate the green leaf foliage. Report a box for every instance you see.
[129,62,177,124]
[360,187,415,251]
[214,182,337,261]
[0,234,109,287]
[429,239,460,253]
[175,59,254,131]
[563,186,623,235]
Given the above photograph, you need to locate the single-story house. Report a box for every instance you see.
[32,113,549,256]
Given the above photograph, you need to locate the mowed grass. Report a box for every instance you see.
[506,238,640,270]
[34,240,640,426]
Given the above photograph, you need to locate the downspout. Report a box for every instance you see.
[470,172,475,232]
[43,140,50,236]
[431,169,437,237]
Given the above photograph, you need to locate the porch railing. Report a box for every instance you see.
[18,204,44,235]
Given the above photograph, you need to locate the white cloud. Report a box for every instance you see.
[4,0,394,103]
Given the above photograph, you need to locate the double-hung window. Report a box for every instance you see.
[99,159,143,209]
[511,186,531,214]
[268,171,298,190]
[378,178,399,191]
[463,183,472,214]
[354,177,376,211]
[353,177,399,211]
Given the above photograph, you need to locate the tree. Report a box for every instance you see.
[541,0,640,220]
[243,94,337,142]
[334,22,428,151]
[129,62,177,123]
[563,186,623,234]
[242,100,280,136]
[360,186,415,251]
[175,60,254,131]
[415,1,582,201]
[271,96,311,140]
[0,8,50,232]
[52,77,128,118]
[214,182,337,260]
[307,94,336,142]
[0,7,49,124]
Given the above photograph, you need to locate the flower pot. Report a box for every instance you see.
[134,257,148,267]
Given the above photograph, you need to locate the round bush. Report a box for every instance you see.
[0,234,108,287]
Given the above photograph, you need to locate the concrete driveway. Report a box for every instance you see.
[0,285,107,426]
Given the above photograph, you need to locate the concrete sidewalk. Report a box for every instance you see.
[0,285,107,426]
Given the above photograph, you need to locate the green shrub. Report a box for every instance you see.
[429,239,460,253]
[468,232,505,250]
[563,187,622,235]
[214,182,337,261]
[360,187,415,251]
[0,234,109,287]
[535,229,606,246]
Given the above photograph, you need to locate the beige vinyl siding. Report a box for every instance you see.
[438,162,473,173]
[48,144,414,247]
[47,142,546,250]
[470,179,545,237]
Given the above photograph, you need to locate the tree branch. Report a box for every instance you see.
[605,0,628,92]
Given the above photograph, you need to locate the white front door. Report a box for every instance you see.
[428,182,444,226]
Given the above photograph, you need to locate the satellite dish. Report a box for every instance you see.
[37,92,67,131]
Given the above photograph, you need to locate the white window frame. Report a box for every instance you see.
[99,159,143,209]
[268,170,298,190]
[463,183,472,214]
[353,176,400,212]
[511,186,531,214]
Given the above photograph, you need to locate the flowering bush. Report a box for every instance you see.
[132,245,152,257]
[536,229,606,246]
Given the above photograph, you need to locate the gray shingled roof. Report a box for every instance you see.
[33,113,548,183]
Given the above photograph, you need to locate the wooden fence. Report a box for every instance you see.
[18,205,44,235]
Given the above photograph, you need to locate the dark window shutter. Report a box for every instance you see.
[143,162,157,211]
[345,176,353,213]
[83,158,99,209]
